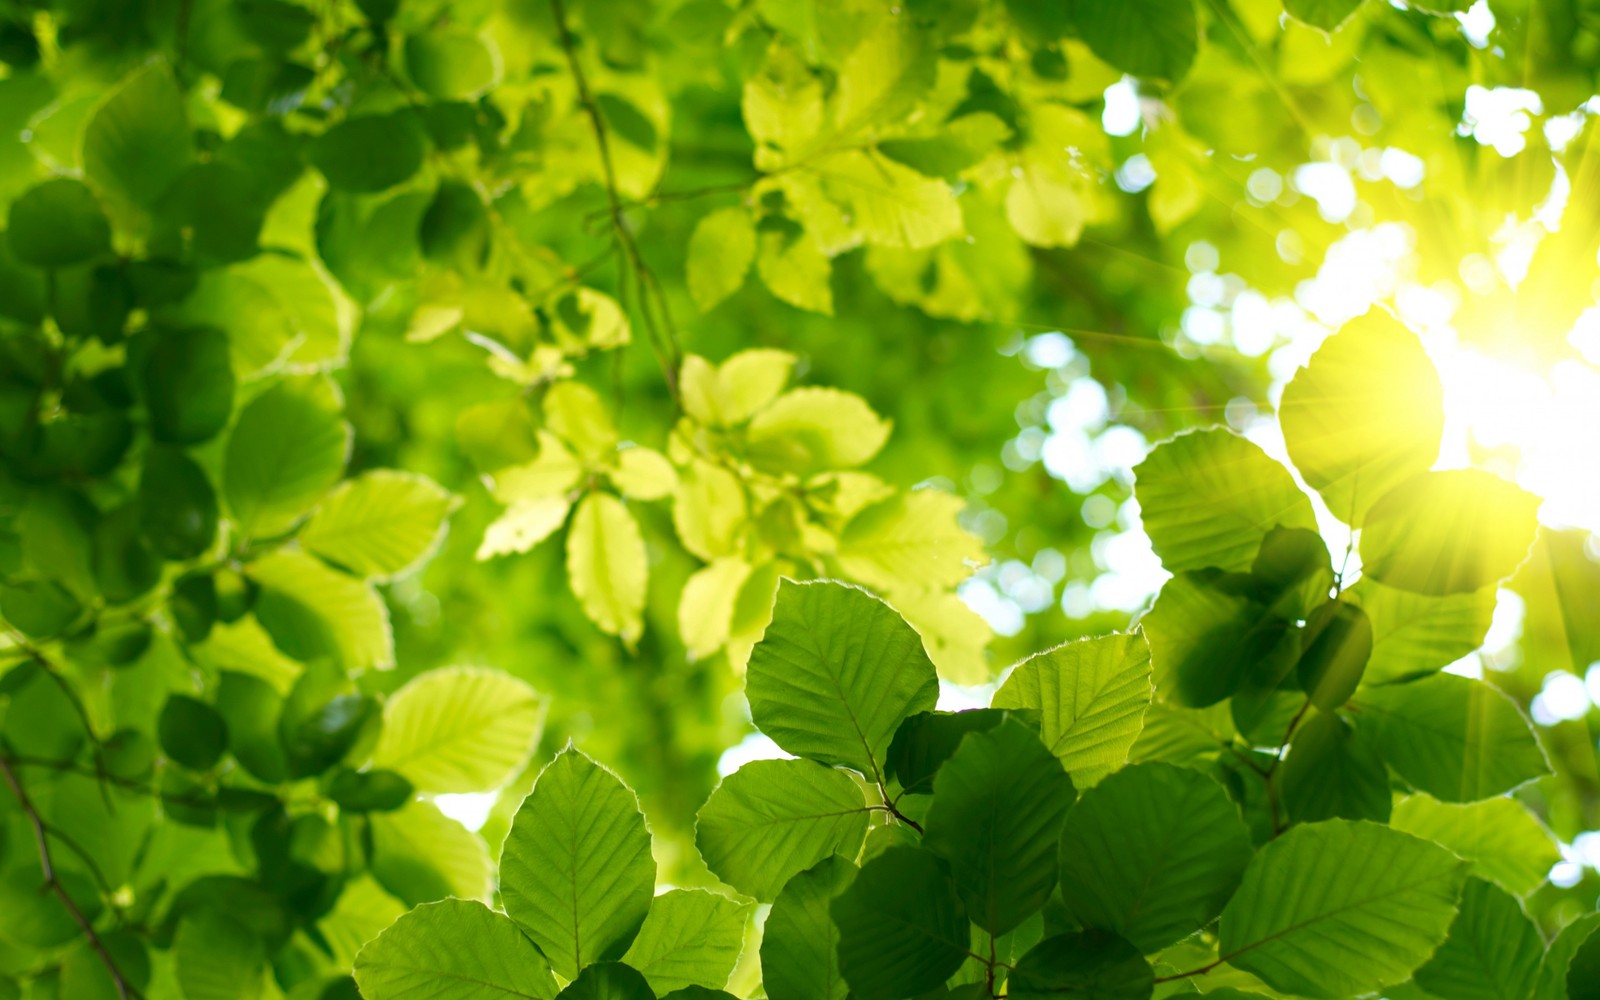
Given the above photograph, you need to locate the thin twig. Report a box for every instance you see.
[0,758,136,1000]
[548,0,683,399]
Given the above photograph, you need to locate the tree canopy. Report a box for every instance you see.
[2,0,1600,998]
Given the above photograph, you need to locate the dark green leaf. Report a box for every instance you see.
[1008,931,1153,1000]
[309,113,428,193]
[831,846,970,1000]
[159,694,229,771]
[139,326,235,445]
[7,178,111,269]
[761,856,856,1000]
[138,447,219,560]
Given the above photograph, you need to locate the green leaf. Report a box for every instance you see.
[1250,526,1335,621]
[140,326,236,445]
[1142,572,1296,708]
[1346,579,1496,684]
[1352,672,1549,802]
[745,579,939,774]
[1279,709,1391,823]
[923,716,1075,934]
[1008,931,1153,1000]
[679,350,796,428]
[6,178,111,268]
[326,767,413,812]
[353,898,558,1000]
[1536,915,1600,1000]
[405,31,499,100]
[619,890,750,994]
[810,150,963,250]
[1057,761,1252,953]
[1217,819,1468,998]
[1297,601,1372,711]
[1563,921,1600,1000]
[1359,470,1541,596]
[369,800,493,905]
[224,375,351,539]
[138,447,220,560]
[991,632,1152,785]
[159,694,228,771]
[84,62,193,208]
[371,665,544,794]
[249,549,394,671]
[500,747,656,980]
[757,220,833,314]
[746,388,891,475]
[1284,0,1368,31]
[887,709,1015,796]
[1412,879,1543,1000]
[830,846,970,1000]
[1280,310,1442,530]
[1134,429,1318,574]
[175,913,265,1000]
[695,757,871,901]
[300,470,457,579]
[556,964,654,1000]
[879,113,1011,177]
[834,489,986,593]
[1072,0,1198,81]
[687,207,757,312]
[310,113,428,193]
[761,855,856,1000]
[1389,793,1558,897]
[566,492,648,643]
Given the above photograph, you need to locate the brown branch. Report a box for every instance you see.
[0,757,136,1000]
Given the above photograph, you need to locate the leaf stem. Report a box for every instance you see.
[0,756,138,1000]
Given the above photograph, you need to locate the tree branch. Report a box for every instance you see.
[0,757,137,1000]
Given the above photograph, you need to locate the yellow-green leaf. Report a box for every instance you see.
[566,493,648,642]
[371,666,545,794]
[300,470,457,580]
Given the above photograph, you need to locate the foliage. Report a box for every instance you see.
[2,0,1599,997]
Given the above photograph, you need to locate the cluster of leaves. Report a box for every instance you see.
[350,303,1594,998]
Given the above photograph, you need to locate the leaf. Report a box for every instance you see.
[991,633,1152,785]
[830,846,970,1000]
[1538,915,1600,1000]
[223,375,351,539]
[301,470,457,579]
[138,447,220,560]
[761,856,856,1000]
[248,549,393,670]
[1360,470,1541,596]
[478,497,573,560]
[1352,673,1549,802]
[175,913,264,1000]
[672,460,746,561]
[140,326,235,446]
[1279,709,1391,823]
[745,579,939,774]
[1279,309,1443,525]
[811,150,963,250]
[369,800,493,905]
[500,747,656,980]
[619,890,750,994]
[923,716,1076,934]
[678,557,753,661]
[1297,601,1372,711]
[545,382,618,465]
[1072,0,1198,81]
[353,898,558,1000]
[888,709,1016,796]
[879,113,1011,177]
[159,695,228,772]
[1389,793,1558,897]
[1134,429,1319,574]
[1008,931,1154,1000]
[556,964,654,1000]
[83,62,193,207]
[1141,573,1296,708]
[371,666,545,794]
[610,448,677,502]
[1217,819,1469,998]
[695,757,871,901]
[566,493,648,643]
[1346,579,1495,684]
[835,490,985,592]
[310,112,428,193]
[1057,761,1253,953]
[747,388,891,475]
[680,349,797,427]
[1284,0,1368,31]
[1412,879,1543,1000]
[687,208,757,312]
[6,178,111,268]
[405,31,499,100]
[757,221,833,314]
